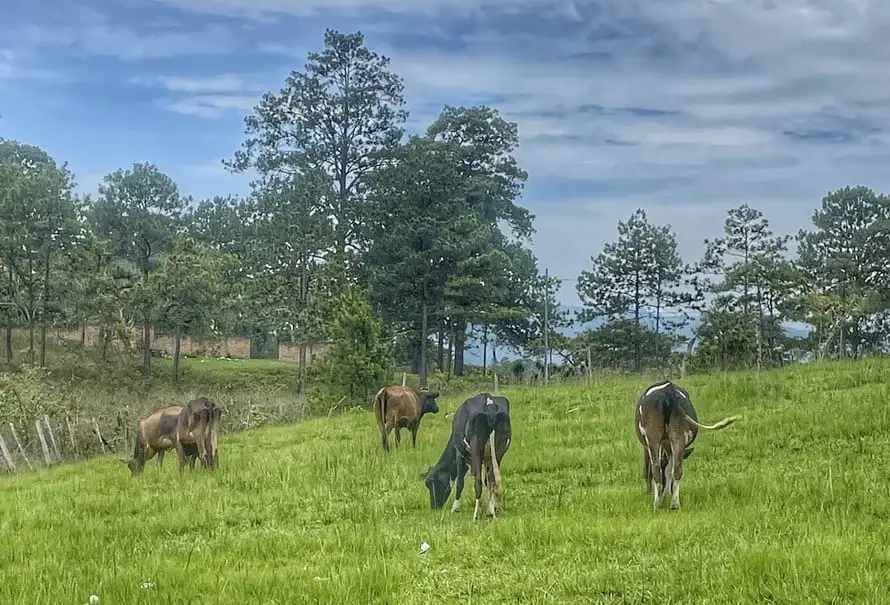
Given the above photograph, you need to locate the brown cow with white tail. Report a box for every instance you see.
[634,381,740,511]
[373,385,439,451]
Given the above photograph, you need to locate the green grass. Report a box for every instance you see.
[3,359,890,604]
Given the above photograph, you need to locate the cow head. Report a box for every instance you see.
[120,456,144,476]
[419,390,440,416]
[422,464,452,509]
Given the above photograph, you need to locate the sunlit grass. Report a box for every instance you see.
[2,359,890,603]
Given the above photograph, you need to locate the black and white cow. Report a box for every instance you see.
[634,381,741,511]
[422,392,512,520]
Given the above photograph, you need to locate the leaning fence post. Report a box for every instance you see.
[65,415,79,458]
[8,424,32,470]
[0,432,15,472]
[92,418,106,453]
[35,419,52,465]
[44,415,61,461]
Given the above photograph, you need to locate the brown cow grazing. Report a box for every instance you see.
[373,385,440,451]
[423,392,512,520]
[122,406,200,476]
[174,396,221,471]
[634,381,741,511]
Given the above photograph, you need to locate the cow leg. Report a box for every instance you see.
[188,453,197,470]
[380,422,390,452]
[157,449,165,468]
[662,447,674,501]
[669,439,686,510]
[643,447,652,486]
[470,442,485,521]
[394,426,402,447]
[174,438,189,473]
[410,421,419,447]
[648,444,664,510]
[452,455,469,513]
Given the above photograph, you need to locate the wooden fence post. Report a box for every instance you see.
[8,424,32,470]
[0,432,15,472]
[35,419,52,465]
[44,415,61,461]
[92,418,106,453]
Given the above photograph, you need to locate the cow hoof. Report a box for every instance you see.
[670,502,680,511]
[451,499,461,513]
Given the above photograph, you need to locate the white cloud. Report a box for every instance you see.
[8,0,890,306]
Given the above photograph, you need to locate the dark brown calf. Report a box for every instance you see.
[373,385,439,451]
[634,381,740,511]
[122,405,200,476]
[175,397,222,471]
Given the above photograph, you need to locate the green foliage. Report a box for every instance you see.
[577,208,692,370]
[227,28,407,259]
[313,286,390,407]
[795,186,890,358]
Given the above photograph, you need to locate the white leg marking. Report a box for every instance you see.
[473,499,481,521]
[488,495,497,516]
[451,498,461,513]
[671,480,681,510]
[652,478,661,510]
[644,382,672,397]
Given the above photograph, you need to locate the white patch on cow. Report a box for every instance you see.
[685,430,694,445]
[652,478,661,510]
[451,498,461,513]
[676,389,688,399]
[644,382,672,397]
[485,396,494,406]
[505,437,511,449]
[671,480,681,510]
[462,437,470,450]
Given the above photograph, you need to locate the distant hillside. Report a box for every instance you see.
[462,306,813,366]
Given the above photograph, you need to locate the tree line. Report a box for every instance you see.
[2,28,889,407]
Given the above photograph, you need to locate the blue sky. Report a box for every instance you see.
[3,0,890,309]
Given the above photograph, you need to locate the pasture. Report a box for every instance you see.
[2,359,890,604]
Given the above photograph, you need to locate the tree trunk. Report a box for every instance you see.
[447,329,453,377]
[454,322,466,376]
[142,315,152,375]
[172,327,181,383]
[5,262,12,362]
[39,247,50,368]
[482,324,489,375]
[27,256,34,364]
[420,301,429,388]
[437,324,445,371]
[4,319,11,363]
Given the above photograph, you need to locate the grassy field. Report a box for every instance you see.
[2,359,890,604]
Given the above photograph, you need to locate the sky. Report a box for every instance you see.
[2,0,890,309]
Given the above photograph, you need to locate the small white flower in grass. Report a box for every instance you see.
[420,541,431,555]
[89,596,100,605]
[141,581,155,589]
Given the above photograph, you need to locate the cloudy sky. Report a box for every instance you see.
[2,0,889,307]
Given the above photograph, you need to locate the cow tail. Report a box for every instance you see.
[373,388,386,427]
